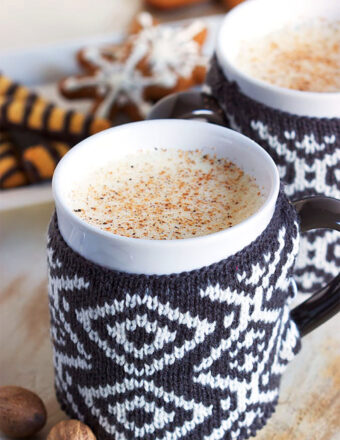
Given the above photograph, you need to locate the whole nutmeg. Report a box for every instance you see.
[0,386,47,438]
[47,420,96,440]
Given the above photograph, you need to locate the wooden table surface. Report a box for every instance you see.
[0,2,339,439]
[1,202,339,440]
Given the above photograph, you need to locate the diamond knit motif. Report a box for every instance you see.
[205,56,340,294]
[47,190,301,440]
[75,294,215,377]
[77,378,213,439]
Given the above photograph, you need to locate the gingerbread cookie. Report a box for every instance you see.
[59,12,208,122]
[145,0,244,9]
[129,11,159,34]
[145,0,207,9]
[222,0,245,9]
[0,96,111,143]
[0,132,27,189]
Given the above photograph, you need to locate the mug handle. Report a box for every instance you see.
[149,97,340,337]
[291,197,340,336]
[148,91,227,126]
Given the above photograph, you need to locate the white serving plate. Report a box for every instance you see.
[0,15,223,212]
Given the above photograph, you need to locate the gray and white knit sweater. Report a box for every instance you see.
[205,57,340,294]
[47,190,301,440]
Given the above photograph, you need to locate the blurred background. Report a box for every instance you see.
[0,0,227,50]
[0,1,339,439]
[0,2,234,437]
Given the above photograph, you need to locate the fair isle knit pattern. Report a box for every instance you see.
[205,56,340,294]
[47,190,301,440]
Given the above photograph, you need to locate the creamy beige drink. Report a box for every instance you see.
[236,19,340,92]
[69,149,263,240]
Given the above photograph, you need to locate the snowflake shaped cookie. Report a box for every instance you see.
[59,12,207,122]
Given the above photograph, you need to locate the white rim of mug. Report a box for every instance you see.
[53,119,280,249]
[216,0,340,115]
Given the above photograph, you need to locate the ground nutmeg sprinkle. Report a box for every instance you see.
[69,149,263,240]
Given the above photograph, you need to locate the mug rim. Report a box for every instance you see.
[53,120,279,245]
[216,0,340,117]
[53,119,280,274]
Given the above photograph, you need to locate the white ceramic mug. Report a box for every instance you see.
[216,0,340,117]
[49,120,340,440]
[150,0,340,120]
[53,119,279,275]
[148,0,340,296]
[52,118,339,335]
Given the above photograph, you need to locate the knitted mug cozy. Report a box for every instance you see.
[47,190,301,440]
[205,56,340,294]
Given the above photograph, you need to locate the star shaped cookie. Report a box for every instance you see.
[59,12,207,122]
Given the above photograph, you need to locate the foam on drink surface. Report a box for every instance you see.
[236,19,340,92]
[69,149,263,240]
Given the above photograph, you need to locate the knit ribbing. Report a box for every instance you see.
[205,56,340,293]
[47,189,301,440]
